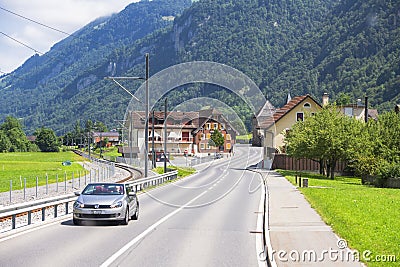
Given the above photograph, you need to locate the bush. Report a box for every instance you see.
[379,162,400,179]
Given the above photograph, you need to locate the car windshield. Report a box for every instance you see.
[82,184,124,195]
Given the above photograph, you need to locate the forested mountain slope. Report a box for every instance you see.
[1,0,399,133]
[0,0,191,134]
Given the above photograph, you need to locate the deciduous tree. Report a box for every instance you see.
[35,127,60,152]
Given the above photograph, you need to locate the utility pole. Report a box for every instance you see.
[152,110,155,169]
[145,53,149,177]
[105,53,150,177]
[164,97,168,173]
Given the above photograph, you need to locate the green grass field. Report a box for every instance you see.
[0,152,87,192]
[277,170,399,267]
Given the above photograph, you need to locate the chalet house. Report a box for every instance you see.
[123,108,237,158]
[323,94,378,121]
[252,94,322,153]
[192,109,237,154]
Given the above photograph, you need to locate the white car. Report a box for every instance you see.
[73,183,139,225]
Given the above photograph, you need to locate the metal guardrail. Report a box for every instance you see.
[0,170,178,233]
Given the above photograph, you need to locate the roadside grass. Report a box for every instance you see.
[236,133,252,141]
[94,146,121,161]
[153,165,196,178]
[0,152,87,192]
[277,170,400,267]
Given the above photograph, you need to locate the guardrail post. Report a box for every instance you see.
[72,172,74,189]
[65,202,69,214]
[54,205,58,218]
[64,172,67,192]
[12,214,16,229]
[42,207,45,221]
[79,171,81,188]
[28,210,32,225]
[56,174,59,192]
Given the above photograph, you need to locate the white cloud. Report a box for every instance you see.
[0,0,139,73]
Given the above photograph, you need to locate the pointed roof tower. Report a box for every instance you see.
[285,92,292,104]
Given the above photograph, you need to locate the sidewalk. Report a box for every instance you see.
[264,171,364,267]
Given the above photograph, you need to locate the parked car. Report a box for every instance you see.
[214,152,223,159]
[73,183,139,225]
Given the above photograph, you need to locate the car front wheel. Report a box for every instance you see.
[131,202,139,220]
[121,208,129,225]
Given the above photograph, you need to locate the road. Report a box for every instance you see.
[0,145,265,267]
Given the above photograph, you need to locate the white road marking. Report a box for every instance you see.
[100,190,209,267]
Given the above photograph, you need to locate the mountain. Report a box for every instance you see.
[0,0,192,134]
[1,0,399,134]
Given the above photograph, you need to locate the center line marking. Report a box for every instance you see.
[100,189,208,267]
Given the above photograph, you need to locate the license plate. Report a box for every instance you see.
[92,210,103,214]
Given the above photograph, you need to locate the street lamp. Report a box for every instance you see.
[105,53,150,177]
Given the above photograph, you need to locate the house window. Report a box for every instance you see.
[344,107,353,117]
[182,132,189,142]
[200,143,205,149]
[303,102,311,108]
[214,123,218,130]
[201,134,206,140]
[296,112,304,121]
[226,134,231,140]
[206,123,211,130]
[206,133,211,139]
[226,143,231,150]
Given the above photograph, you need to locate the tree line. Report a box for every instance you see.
[285,106,400,181]
[0,116,59,152]
[0,116,109,153]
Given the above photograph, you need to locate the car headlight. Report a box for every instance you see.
[110,201,123,209]
[74,201,84,208]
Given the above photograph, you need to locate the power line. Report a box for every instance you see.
[0,5,121,75]
[0,5,79,73]
[0,31,44,55]
[0,6,72,37]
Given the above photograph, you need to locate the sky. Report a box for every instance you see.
[0,0,139,74]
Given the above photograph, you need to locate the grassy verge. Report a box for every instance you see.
[0,152,87,192]
[277,170,399,266]
[153,165,196,178]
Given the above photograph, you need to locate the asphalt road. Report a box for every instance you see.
[0,145,265,267]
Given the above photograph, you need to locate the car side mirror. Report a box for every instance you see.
[74,191,81,196]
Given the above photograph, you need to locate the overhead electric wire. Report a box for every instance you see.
[0,5,117,76]
[0,5,78,74]
[0,31,43,55]
[0,6,72,37]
